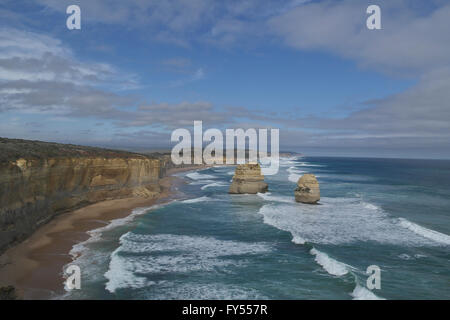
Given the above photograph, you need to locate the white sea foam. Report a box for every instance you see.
[291,235,306,245]
[286,166,306,183]
[363,203,379,210]
[286,166,304,174]
[201,182,228,190]
[144,283,267,300]
[258,198,441,246]
[182,196,212,204]
[278,157,302,167]
[399,252,430,260]
[104,247,153,293]
[297,162,326,167]
[257,192,295,204]
[104,233,272,292]
[310,248,349,276]
[308,248,378,301]
[318,174,374,182]
[288,173,300,183]
[69,204,166,259]
[351,284,385,300]
[398,218,450,245]
[398,253,412,260]
[186,172,216,180]
[63,203,174,295]
[189,179,216,185]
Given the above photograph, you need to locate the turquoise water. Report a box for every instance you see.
[65,157,450,300]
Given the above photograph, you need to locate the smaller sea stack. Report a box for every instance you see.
[294,174,320,204]
[229,163,268,194]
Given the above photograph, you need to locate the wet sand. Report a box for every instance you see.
[0,166,204,299]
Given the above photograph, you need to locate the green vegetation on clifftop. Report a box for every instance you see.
[0,137,154,163]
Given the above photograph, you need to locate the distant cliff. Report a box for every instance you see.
[0,138,164,254]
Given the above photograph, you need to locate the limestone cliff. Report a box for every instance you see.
[0,138,163,254]
[294,174,320,204]
[229,163,268,194]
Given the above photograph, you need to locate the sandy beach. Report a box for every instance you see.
[0,166,204,300]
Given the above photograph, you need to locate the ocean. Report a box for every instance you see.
[64,157,450,300]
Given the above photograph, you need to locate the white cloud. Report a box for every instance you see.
[35,0,310,46]
[269,0,450,75]
[265,0,450,152]
[0,28,137,116]
[2,1,450,155]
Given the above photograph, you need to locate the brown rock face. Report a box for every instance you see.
[294,174,320,204]
[0,156,162,253]
[229,163,268,194]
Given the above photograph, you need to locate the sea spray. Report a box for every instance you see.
[201,182,228,190]
[104,233,272,293]
[182,196,212,204]
[351,284,385,300]
[310,248,349,276]
[186,172,217,180]
[257,201,441,246]
[398,218,450,245]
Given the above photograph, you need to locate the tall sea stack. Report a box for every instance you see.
[294,174,320,204]
[229,163,268,194]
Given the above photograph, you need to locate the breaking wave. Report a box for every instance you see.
[257,192,295,204]
[286,166,306,183]
[201,182,228,190]
[297,162,326,167]
[105,233,272,293]
[351,284,385,300]
[186,172,217,180]
[182,196,213,204]
[398,218,450,245]
[257,198,444,246]
[310,248,349,276]
[69,204,169,260]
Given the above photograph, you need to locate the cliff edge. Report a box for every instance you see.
[0,138,163,254]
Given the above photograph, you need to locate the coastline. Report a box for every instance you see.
[0,165,206,300]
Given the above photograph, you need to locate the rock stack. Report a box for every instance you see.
[294,174,320,204]
[229,163,268,194]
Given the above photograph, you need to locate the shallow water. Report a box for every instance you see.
[64,157,450,300]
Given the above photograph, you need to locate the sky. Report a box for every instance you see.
[0,0,450,158]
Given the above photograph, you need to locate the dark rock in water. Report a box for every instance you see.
[0,286,17,300]
[229,163,268,194]
[294,174,320,204]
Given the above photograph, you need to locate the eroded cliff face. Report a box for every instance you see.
[0,156,162,253]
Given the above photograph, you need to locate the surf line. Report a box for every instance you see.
[182,304,216,318]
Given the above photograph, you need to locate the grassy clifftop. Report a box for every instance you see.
[0,137,154,163]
